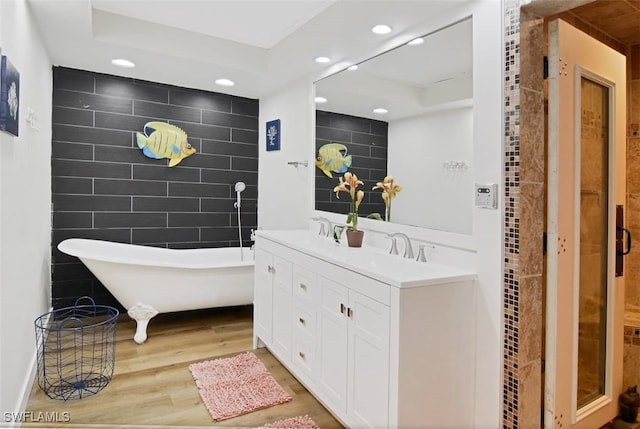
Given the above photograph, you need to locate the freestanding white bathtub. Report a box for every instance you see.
[57,238,254,344]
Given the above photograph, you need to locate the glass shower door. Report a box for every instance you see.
[576,77,609,409]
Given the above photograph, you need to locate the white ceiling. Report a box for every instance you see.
[25,0,473,99]
[90,0,337,49]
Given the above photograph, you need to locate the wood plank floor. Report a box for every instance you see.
[24,306,344,428]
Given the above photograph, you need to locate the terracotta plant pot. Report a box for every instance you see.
[346,229,364,248]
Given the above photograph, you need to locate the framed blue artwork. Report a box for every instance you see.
[266,119,280,151]
[0,55,20,137]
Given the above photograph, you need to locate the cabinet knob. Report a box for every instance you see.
[340,303,345,314]
[299,351,305,359]
[299,317,305,324]
[299,283,307,290]
[267,265,275,273]
[347,307,353,318]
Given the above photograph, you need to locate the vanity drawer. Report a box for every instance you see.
[293,301,316,340]
[293,265,319,304]
[292,334,316,377]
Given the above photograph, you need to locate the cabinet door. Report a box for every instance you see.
[253,248,273,345]
[271,256,292,360]
[317,277,349,412]
[347,290,390,428]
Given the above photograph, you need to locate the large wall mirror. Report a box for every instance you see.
[314,17,473,235]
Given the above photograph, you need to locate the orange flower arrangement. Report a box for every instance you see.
[372,176,402,222]
[333,172,365,231]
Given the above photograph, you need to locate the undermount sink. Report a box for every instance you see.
[255,229,475,288]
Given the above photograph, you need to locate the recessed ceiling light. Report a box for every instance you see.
[347,65,359,71]
[315,56,331,64]
[373,108,388,114]
[111,58,135,68]
[371,24,392,35]
[215,78,235,87]
[314,96,327,103]
[408,37,424,46]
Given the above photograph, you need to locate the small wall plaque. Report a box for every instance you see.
[266,119,280,151]
[0,55,20,137]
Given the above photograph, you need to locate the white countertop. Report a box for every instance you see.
[256,229,476,288]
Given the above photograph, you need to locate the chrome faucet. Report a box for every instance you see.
[415,243,436,263]
[311,217,332,237]
[386,235,399,255]
[416,244,427,262]
[386,232,414,259]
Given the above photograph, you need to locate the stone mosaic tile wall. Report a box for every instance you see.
[623,320,640,389]
[503,2,523,427]
[624,44,640,393]
[626,46,640,311]
[503,1,545,428]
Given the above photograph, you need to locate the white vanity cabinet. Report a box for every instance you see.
[253,231,476,429]
[253,247,292,358]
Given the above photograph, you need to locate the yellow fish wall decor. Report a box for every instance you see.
[136,122,196,167]
[315,143,352,178]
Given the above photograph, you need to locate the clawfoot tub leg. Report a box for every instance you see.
[127,303,159,344]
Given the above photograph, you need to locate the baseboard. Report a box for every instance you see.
[8,307,53,427]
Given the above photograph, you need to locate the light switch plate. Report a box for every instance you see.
[475,183,498,209]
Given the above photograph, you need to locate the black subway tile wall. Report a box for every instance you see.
[315,110,388,219]
[51,67,258,310]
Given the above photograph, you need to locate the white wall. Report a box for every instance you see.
[259,1,503,427]
[388,104,474,234]
[258,78,314,230]
[0,0,52,418]
[467,2,503,427]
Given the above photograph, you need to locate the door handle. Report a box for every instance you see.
[616,205,630,277]
[618,226,632,256]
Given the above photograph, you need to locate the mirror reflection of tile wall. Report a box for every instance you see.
[315,110,387,220]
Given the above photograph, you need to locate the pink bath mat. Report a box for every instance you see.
[189,352,292,421]
[256,415,319,428]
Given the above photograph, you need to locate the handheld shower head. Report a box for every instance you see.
[234,182,246,209]
[233,182,247,260]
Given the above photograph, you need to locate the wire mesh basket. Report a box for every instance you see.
[34,296,119,400]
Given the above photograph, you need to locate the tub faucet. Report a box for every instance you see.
[311,217,332,237]
[386,232,414,259]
